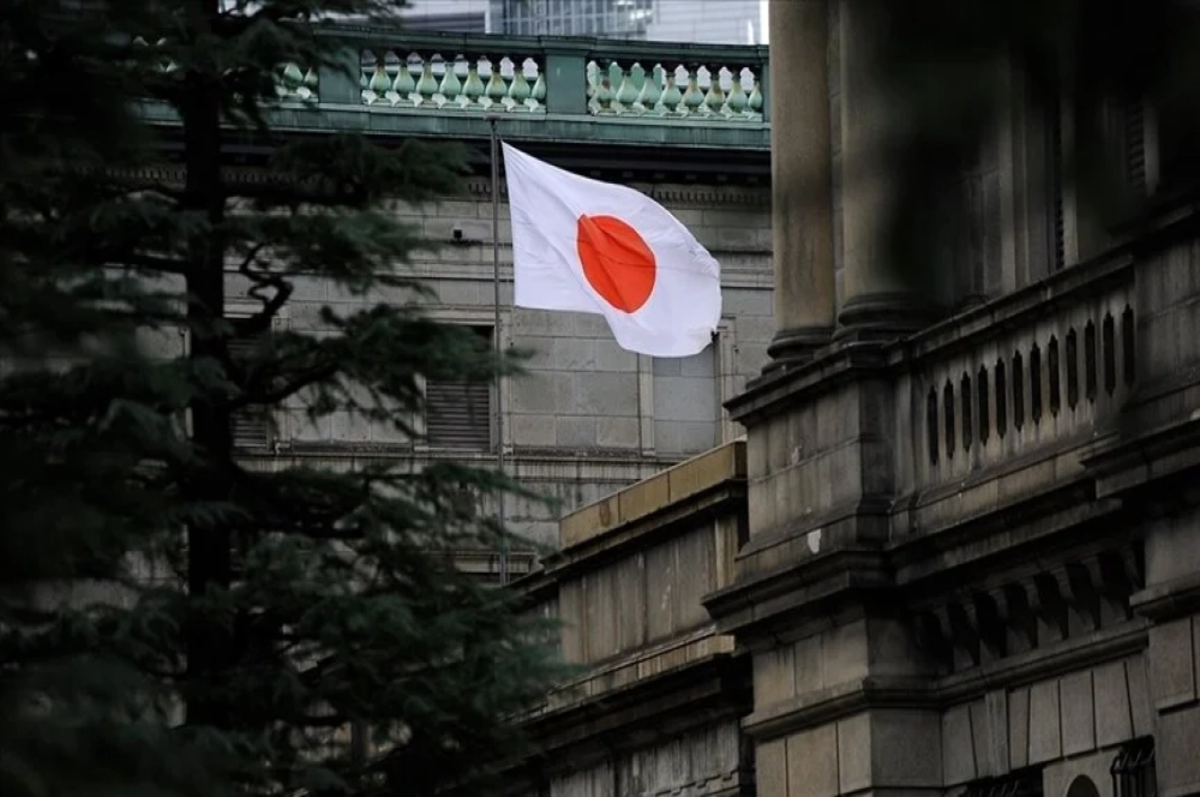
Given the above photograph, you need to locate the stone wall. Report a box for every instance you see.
[227,176,772,550]
[513,442,752,797]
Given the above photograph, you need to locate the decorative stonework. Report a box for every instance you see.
[464,176,769,208]
[914,545,1144,675]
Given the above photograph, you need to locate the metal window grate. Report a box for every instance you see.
[965,768,1043,797]
[1112,738,1156,797]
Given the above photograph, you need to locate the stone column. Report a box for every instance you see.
[836,0,933,339]
[766,0,836,367]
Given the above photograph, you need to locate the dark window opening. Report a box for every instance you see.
[1066,328,1079,409]
[1030,344,1043,423]
[1048,336,1061,416]
[1122,305,1136,386]
[995,359,1008,438]
[961,373,973,452]
[425,325,494,450]
[927,387,939,465]
[229,329,272,449]
[1013,351,1025,431]
[978,366,990,445]
[944,381,956,459]
[1103,313,1117,395]
[1085,320,1098,401]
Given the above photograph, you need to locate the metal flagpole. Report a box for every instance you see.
[488,116,509,586]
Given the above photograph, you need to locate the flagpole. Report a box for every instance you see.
[487,115,509,587]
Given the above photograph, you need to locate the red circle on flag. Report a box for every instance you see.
[576,214,657,314]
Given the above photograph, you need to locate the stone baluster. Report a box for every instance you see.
[507,57,532,111]
[726,67,749,118]
[439,54,464,108]
[634,63,662,114]
[681,63,704,115]
[703,65,726,116]
[529,62,547,110]
[593,58,615,113]
[614,62,640,113]
[365,53,391,105]
[660,66,684,115]
[391,53,416,106]
[415,55,439,106]
[462,57,485,109]
[279,62,304,98]
[483,55,508,109]
[747,70,764,118]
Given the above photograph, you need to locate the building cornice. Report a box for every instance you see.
[463,175,770,208]
[518,649,750,774]
[740,620,1147,742]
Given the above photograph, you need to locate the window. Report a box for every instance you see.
[1111,738,1156,797]
[228,329,272,450]
[424,325,493,450]
[963,767,1043,797]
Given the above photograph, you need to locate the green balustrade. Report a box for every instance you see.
[351,33,768,126]
[131,27,770,151]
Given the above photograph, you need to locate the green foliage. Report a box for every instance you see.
[0,1,566,795]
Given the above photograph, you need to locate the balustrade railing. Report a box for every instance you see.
[909,264,1136,488]
[585,61,763,120]
[132,29,771,141]
[361,50,547,112]
[345,33,768,126]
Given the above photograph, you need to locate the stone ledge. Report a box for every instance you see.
[545,628,735,712]
[559,439,746,549]
[1131,571,1200,621]
[705,547,892,638]
[520,648,749,762]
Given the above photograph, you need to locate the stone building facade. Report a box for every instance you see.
[505,2,1200,797]
[187,27,777,570]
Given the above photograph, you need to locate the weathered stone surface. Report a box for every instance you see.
[1150,617,1196,710]
[941,704,975,785]
[1059,671,1096,756]
[757,738,788,797]
[1093,660,1133,748]
[1028,680,1062,764]
[787,724,839,797]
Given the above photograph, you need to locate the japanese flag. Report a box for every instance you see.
[502,143,722,357]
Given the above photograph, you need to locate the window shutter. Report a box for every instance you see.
[425,379,491,449]
[424,325,493,450]
[228,333,271,450]
[1125,97,1148,196]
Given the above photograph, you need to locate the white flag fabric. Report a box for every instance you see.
[502,142,722,357]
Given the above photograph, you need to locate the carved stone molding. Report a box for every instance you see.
[464,176,769,208]
[914,545,1144,676]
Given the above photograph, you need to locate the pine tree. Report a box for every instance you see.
[0,2,564,795]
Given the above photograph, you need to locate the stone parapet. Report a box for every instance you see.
[136,26,771,157]
[507,440,753,795]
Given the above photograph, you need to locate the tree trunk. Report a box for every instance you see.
[182,0,233,730]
